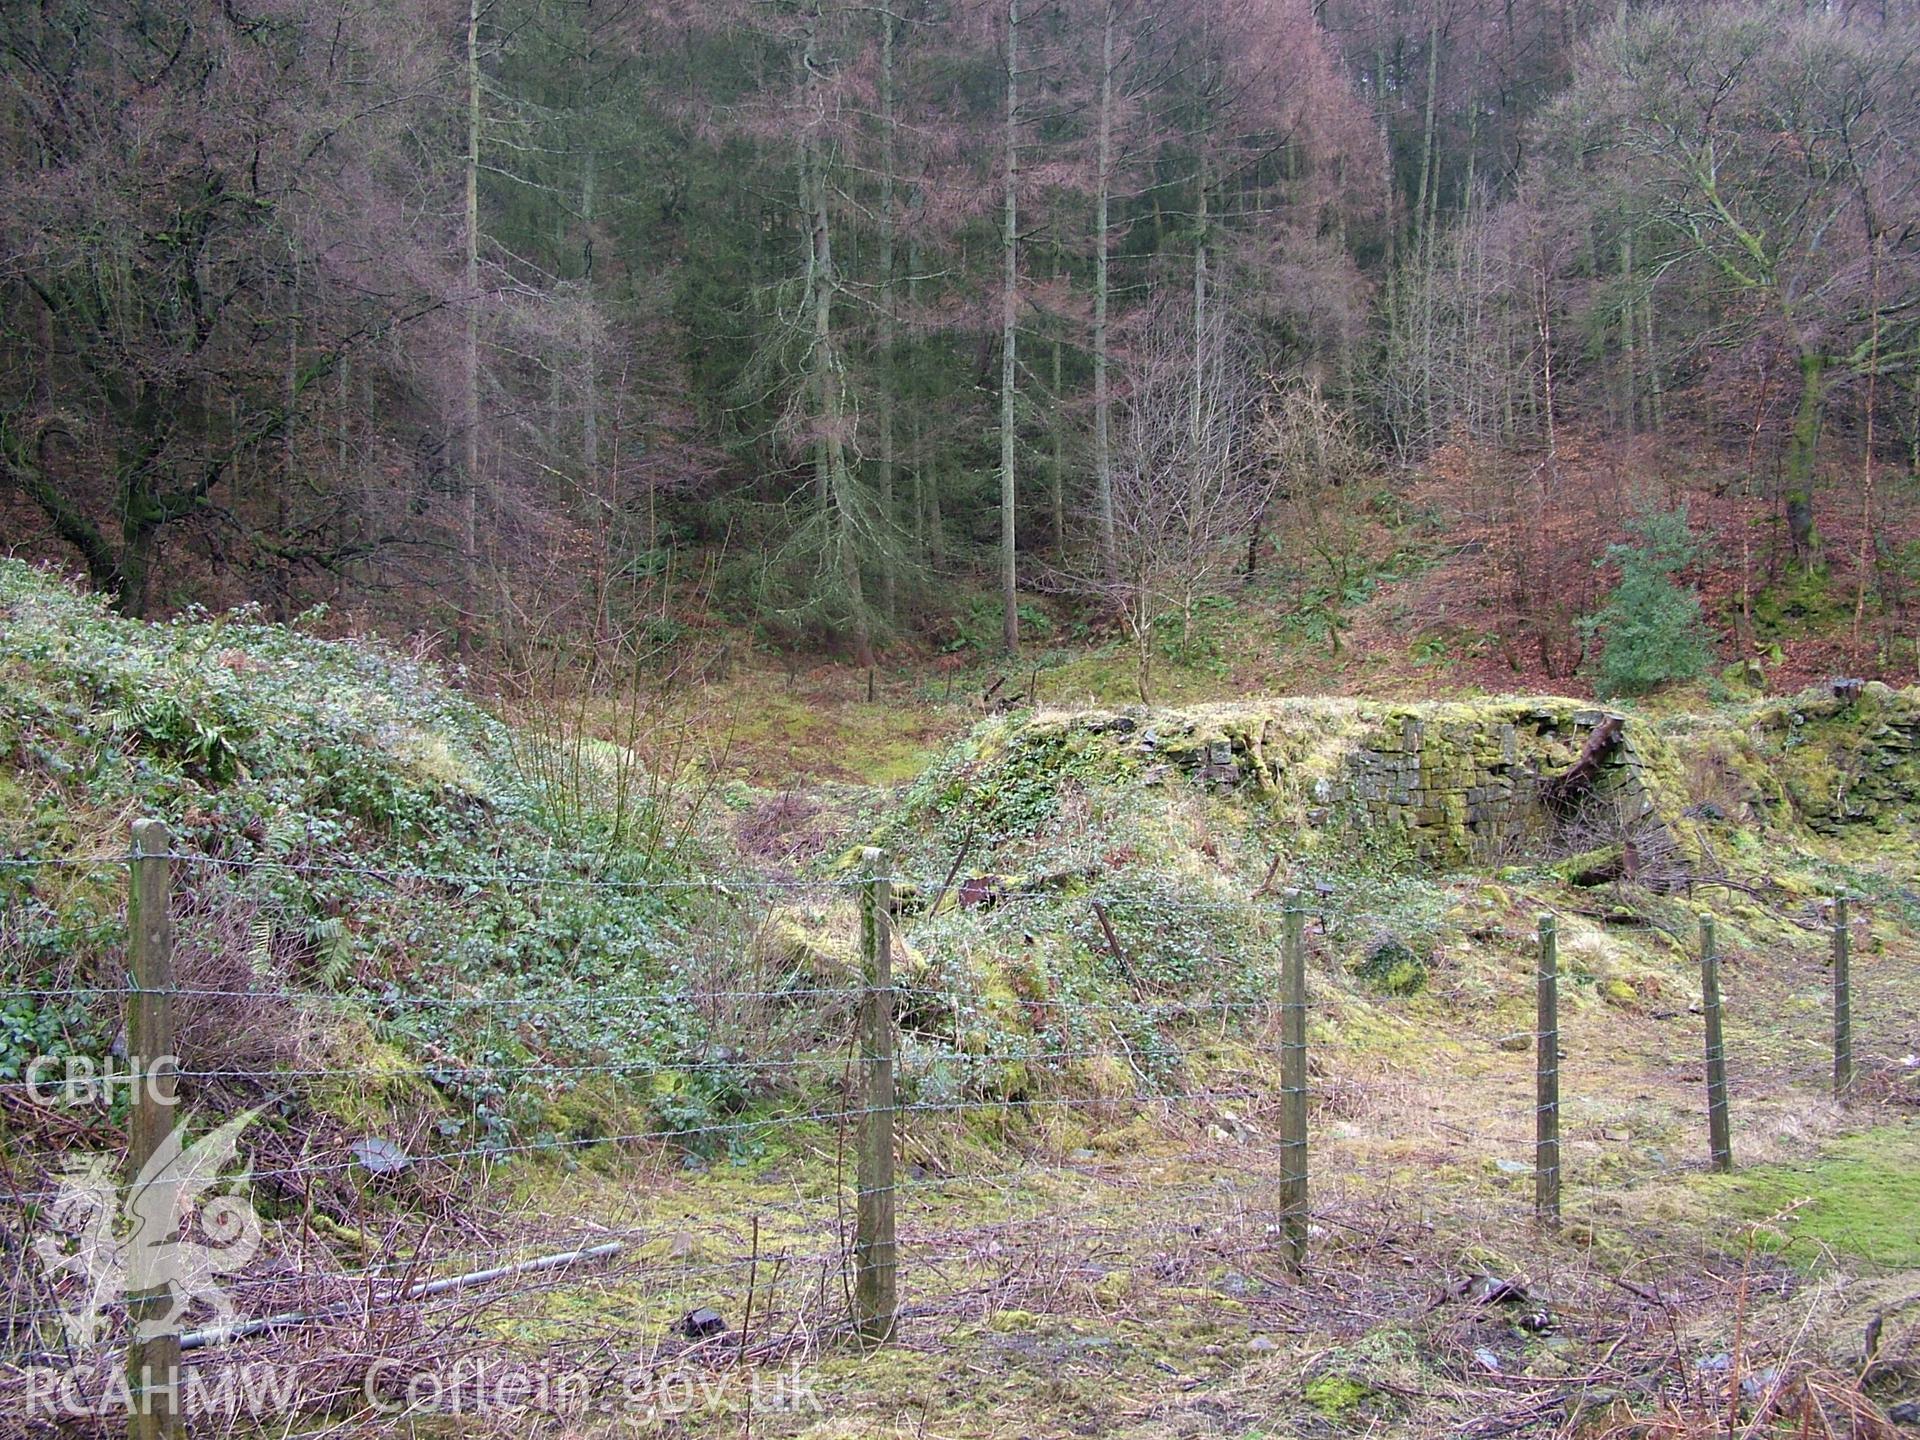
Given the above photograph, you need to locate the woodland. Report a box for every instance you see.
[3,0,1917,694]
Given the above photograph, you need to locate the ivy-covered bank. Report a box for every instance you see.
[0,561,750,1152]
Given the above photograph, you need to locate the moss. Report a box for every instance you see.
[1601,979,1638,1008]
[1304,1372,1375,1418]
[1698,1124,1920,1267]
[1554,844,1623,886]
[1318,994,1453,1061]
[1353,934,1429,996]
[544,1074,652,1146]
[986,1308,1044,1333]
[1087,1115,1161,1154]
[308,1032,445,1132]
[1719,658,1767,697]
[754,907,861,985]
[1752,565,1846,638]
[306,1213,375,1253]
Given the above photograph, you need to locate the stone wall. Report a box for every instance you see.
[1311,702,1658,866]
[1102,698,1679,869]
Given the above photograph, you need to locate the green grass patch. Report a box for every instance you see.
[1702,1123,1920,1267]
[692,666,958,785]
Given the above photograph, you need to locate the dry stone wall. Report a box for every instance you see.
[1096,698,1679,869]
[1312,703,1655,865]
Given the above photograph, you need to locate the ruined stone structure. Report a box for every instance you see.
[1311,702,1661,865]
[959,683,1920,887]
[1067,698,1682,869]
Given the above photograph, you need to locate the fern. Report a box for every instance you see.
[247,918,274,976]
[308,917,354,990]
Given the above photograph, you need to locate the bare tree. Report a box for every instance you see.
[1263,380,1373,609]
[1541,3,1920,565]
[1068,300,1270,703]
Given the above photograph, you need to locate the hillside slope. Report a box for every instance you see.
[0,561,740,1153]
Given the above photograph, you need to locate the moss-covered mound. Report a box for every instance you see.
[885,686,1920,882]
[884,697,1709,873]
[855,686,1920,1098]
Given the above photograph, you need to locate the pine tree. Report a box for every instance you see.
[1583,507,1714,699]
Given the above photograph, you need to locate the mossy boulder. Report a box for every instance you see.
[1353,933,1430,996]
[753,907,861,986]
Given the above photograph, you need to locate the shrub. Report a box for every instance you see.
[1582,506,1714,698]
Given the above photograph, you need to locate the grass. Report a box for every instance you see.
[671,661,966,787]
[1702,1123,1920,1268]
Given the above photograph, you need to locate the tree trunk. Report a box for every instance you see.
[877,5,898,623]
[581,149,611,645]
[461,0,482,659]
[118,504,159,619]
[277,275,297,623]
[1093,0,1118,590]
[929,455,946,570]
[1645,268,1664,431]
[5,445,124,602]
[1374,44,1395,270]
[1051,237,1066,553]
[1193,150,1208,418]
[999,0,1021,656]
[1785,349,1824,563]
[115,410,162,616]
[1856,238,1882,648]
[1536,253,1558,464]
[1619,232,1637,434]
[1415,6,1441,444]
[908,236,926,560]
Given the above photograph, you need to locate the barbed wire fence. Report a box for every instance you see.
[0,819,1909,1435]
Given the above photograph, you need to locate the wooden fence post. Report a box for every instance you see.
[127,818,183,1440]
[1277,893,1308,1272]
[1700,915,1732,1172]
[854,846,897,1342]
[1832,896,1853,1100]
[1535,914,1560,1226]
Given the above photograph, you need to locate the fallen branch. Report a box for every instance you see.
[180,1240,626,1351]
[1541,715,1624,810]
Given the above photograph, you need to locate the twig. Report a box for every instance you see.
[741,1214,759,1440]
[1091,900,1133,981]
[924,830,974,918]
